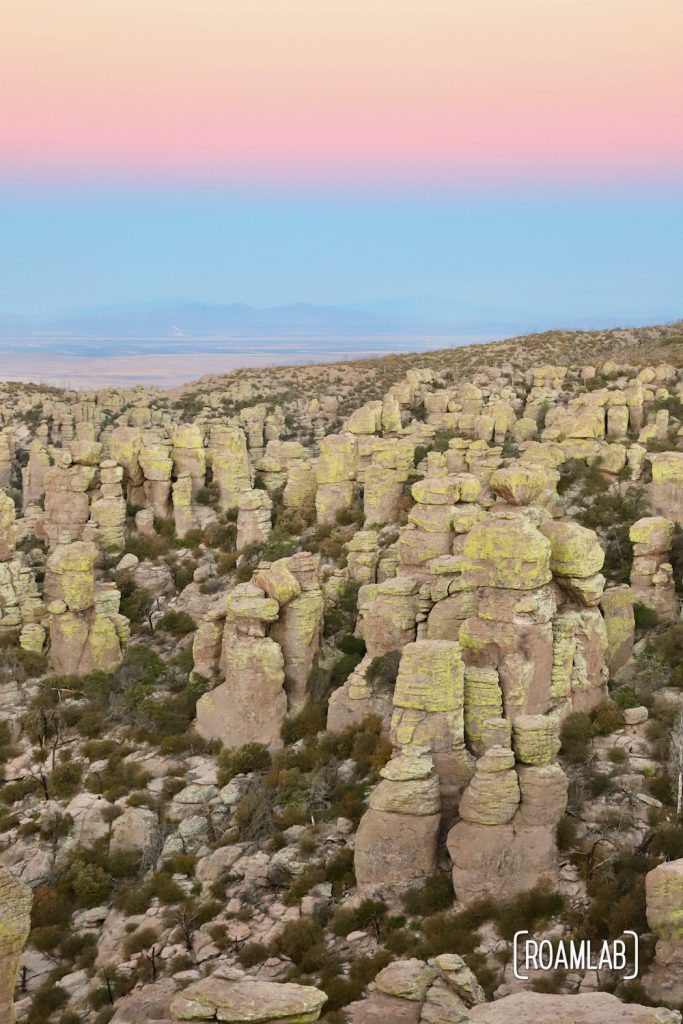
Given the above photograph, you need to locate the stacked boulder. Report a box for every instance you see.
[195,582,286,749]
[0,489,44,651]
[355,639,472,894]
[399,476,461,581]
[170,971,327,1023]
[259,552,324,713]
[314,432,357,524]
[644,859,683,1006]
[208,423,251,509]
[84,459,126,553]
[459,514,556,718]
[355,747,442,896]
[630,516,679,622]
[540,520,609,713]
[138,437,173,519]
[389,639,474,820]
[171,424,206,498]
[651,452,683,525]
[236,488,272,549]
[348,954,485,1023]
[45,541,128,675]
[447,715,568,905]
[43,449,96,549]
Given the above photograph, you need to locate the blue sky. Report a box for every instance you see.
[2,187,682,322]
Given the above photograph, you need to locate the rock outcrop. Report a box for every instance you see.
[0,865,33,1024]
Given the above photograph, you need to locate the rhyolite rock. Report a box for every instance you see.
[469,991,680,1023]
[170,972,327,1021]
[0,865,33,1024]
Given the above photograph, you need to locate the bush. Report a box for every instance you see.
[237,941,270,967]
[651,823,683,859]
[70,863,113,907]
[634,603,659,632]
[276,916,326,969]
[49,760,83,799]
[556,815,578,852]
[217,743,272,786]
[280,703,327,744]
[591,701,625,736]
[402,873,453,915]
[366,650,401,691]
[493,882,565,941]
[332,898,387,937]
[156,610,196,636]
[560,712,593,762]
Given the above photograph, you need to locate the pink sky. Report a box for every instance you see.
[1,0,682,185]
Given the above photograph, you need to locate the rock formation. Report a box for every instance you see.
[0,865,32,1024]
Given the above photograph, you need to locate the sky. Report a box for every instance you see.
[1,0,682,319]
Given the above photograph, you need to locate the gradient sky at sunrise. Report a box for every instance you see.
[1,0,682,317]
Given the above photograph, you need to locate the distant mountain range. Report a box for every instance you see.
[0,297,677,352]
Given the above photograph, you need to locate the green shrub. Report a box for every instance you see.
[70,863,113,907]
[49,760,83,799]
[237,941,270,967]
[556,815,578,851]
[276,916,326,969]
[591,701,625,736]
[493,883,565,941]
[156,610,196,636]
[651,824,683,859]
[280,703,327,744]
[217,743,272,786]
[332,898,387,937]
[560,712,593,762]
[402,873,453,915]
[366,650,401,691]
[634,603,659,632]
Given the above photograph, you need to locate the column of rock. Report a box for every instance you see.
[0,430,12,489]
[240,403,268,453]
[195,583,286,750]
[45,541,126,675]
[600,586,635,677]
[540,520,610,713]
[314,433,357,524]
[364,440,413,527]
[172,474,201,539]
[282,459,317,512]
[459,513,556,719]
[390,639,474,821]
[327,575,420,733]
[346,530,380,584]
[208,423,252,509]
[423,475,483,640]
[355,747,442,897]
[21,438,50,508]
[0,489,45,652]
[258,552,324,713]
[171,424,206,498]
[398,476,460,581]
[644,859,683,1007]
[630,516,679,622]
[43,449,96,549]
[107,425,144,503]
[447,714,567,905]
[139,438,173,519]
[0,865,32,1024]
[236,488,272,549]
[84,460,126,554]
